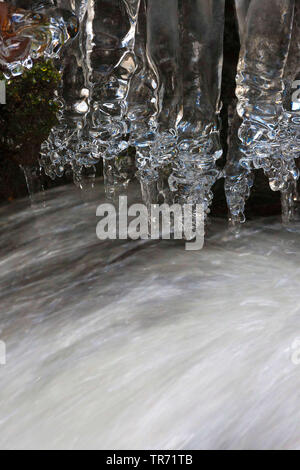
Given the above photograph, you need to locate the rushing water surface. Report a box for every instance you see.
[0,182,300,450]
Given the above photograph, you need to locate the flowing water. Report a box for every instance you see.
[0,182,300,450]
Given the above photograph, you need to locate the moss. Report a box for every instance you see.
[0,59,60,167]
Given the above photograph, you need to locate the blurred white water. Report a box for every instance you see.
[0,182,300,450]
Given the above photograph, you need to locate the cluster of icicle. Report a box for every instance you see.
[225,0,300,226]
[40,0,226,218]
[2,0,300,229]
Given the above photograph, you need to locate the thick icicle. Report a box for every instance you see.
[137,0,181,206]
[85,0,141,198]
[225,107,254,227]
[88,0,141,199]
[280,2,300,222]
[225,0,254,227]
[39,0,90,182]
[169,0,225,219]
[235,0,295,224]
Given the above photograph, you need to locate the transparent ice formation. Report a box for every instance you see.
[2,0,300,234]
[76,0,141,199]
[39,0,92,184]
[280,1,300,221]
[88,0,140,156]
[169,0,224,217]
[0,0,79,77]
[135,0,181,206]
[228,0,297,225]
[126,0,158,204]
[134,0,225,213]
[225,0,254,227]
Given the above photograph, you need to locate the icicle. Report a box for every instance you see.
[144,0,181,196]
[280,1,300,222]
[281,181,296,225]
[103,151,136,201]
[20,164,45,206]
[235,0,295,224]
[157,168,174,205]
[293,180,300,203]
[73,165,96,193]
[169,0,225,221]
[225,107,254,229]
[89,0,141,169]
[225,0,253,228]
[127,0,160,206]
[235,0,251,39]
[39,0,90,179]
